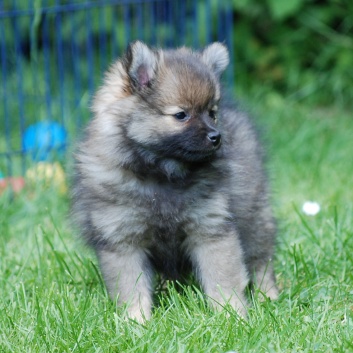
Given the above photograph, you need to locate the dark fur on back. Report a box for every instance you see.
[71,41,278,321]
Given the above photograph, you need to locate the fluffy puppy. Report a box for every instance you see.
[72,41,278,322]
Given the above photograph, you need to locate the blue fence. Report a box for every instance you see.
[0,0,234,177]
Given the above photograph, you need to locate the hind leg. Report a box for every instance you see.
[251,259,278,300]
[239,203,279,300]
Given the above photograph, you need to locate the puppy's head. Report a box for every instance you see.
[122,41,229,164]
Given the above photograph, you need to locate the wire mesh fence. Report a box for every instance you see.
[0,0,234,178]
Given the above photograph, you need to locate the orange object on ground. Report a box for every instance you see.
[0,177,25,194]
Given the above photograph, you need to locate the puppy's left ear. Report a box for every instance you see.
[201,42,229,76]
[125,41,158,90]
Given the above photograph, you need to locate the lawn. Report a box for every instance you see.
[0,96,352,352]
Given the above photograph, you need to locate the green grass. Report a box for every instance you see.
[1,98,352,352]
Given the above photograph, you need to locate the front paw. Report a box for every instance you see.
[208,287,248,318]
[123,301,151,323]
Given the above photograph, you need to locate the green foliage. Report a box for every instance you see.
[232,0,353,106]
[1,0,351,107]
[266,0,304,20]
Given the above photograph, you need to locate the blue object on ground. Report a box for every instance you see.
[23,121,67,161]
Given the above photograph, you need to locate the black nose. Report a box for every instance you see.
[207,131,221,147]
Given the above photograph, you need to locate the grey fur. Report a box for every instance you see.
[71,41,278,322]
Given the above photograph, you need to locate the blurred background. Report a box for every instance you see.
[0,0,352,181]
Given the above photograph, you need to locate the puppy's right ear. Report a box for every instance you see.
[201,42,229,77]
[125,41,158,90]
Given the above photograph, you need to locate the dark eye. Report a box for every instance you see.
[174,112,187,121]
[209,110,217,120]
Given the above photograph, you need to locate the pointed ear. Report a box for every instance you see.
[201,42,229,76]
[125,41,158,90]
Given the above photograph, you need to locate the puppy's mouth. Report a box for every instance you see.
[140,134,222,163]
[166,143,221,162]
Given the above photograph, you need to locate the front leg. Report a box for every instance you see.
[97,247,153,322]
[187,234,249,317]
